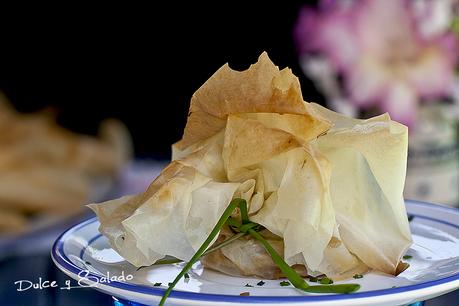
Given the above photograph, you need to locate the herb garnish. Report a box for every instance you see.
[257,281,265,286]
[159,199,361,306]
[245,283,254,287]
[403,255,412,260]
[308,276,318,282]
[153,282,162,286]
[280,281,290,286]
[353,274,363,279]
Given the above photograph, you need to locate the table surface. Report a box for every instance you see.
[0,160,458,306]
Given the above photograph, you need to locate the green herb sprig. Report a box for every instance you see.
[280,281,290,286]
[159,199,360,306]
[159,198,248,306]
[246,226,359,294]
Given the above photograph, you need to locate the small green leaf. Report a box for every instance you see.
[184,273,190,279]
[153,282,162,286]
[308,276,318,283]
[256,281,265,286]
[403,255,412,260]
[353,274,364,279]
[280,281,290,286]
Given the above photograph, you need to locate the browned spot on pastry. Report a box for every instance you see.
[395,261,410,275]
[328,237,342,248]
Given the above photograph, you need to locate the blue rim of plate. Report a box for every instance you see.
[51,200,459,303]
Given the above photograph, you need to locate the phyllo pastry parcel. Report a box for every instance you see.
[90,53,412,282]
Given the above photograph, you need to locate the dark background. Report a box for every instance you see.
[0,1,322,159]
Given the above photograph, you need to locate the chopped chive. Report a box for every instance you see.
[240,200,249,224]
[184,273,190,279]
[153,282,162,286]
[240,292,250,296]
[257,281,265,286]
[319,277,334,285]
[403,255,412,260]
[353,274,364,279]
[245,283,253,287]
[204,232,246,255]
[247,228,360,294]
[168,282,173,286]
[303,284,359,293]
[308,276,318,283]
[280,281,290,286]
[152,258,182,265]
[247,228,309,290]
[239,222,258,233]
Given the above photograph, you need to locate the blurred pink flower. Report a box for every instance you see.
[295,0,459,126]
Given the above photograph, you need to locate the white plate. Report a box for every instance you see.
[52,200,459,306]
